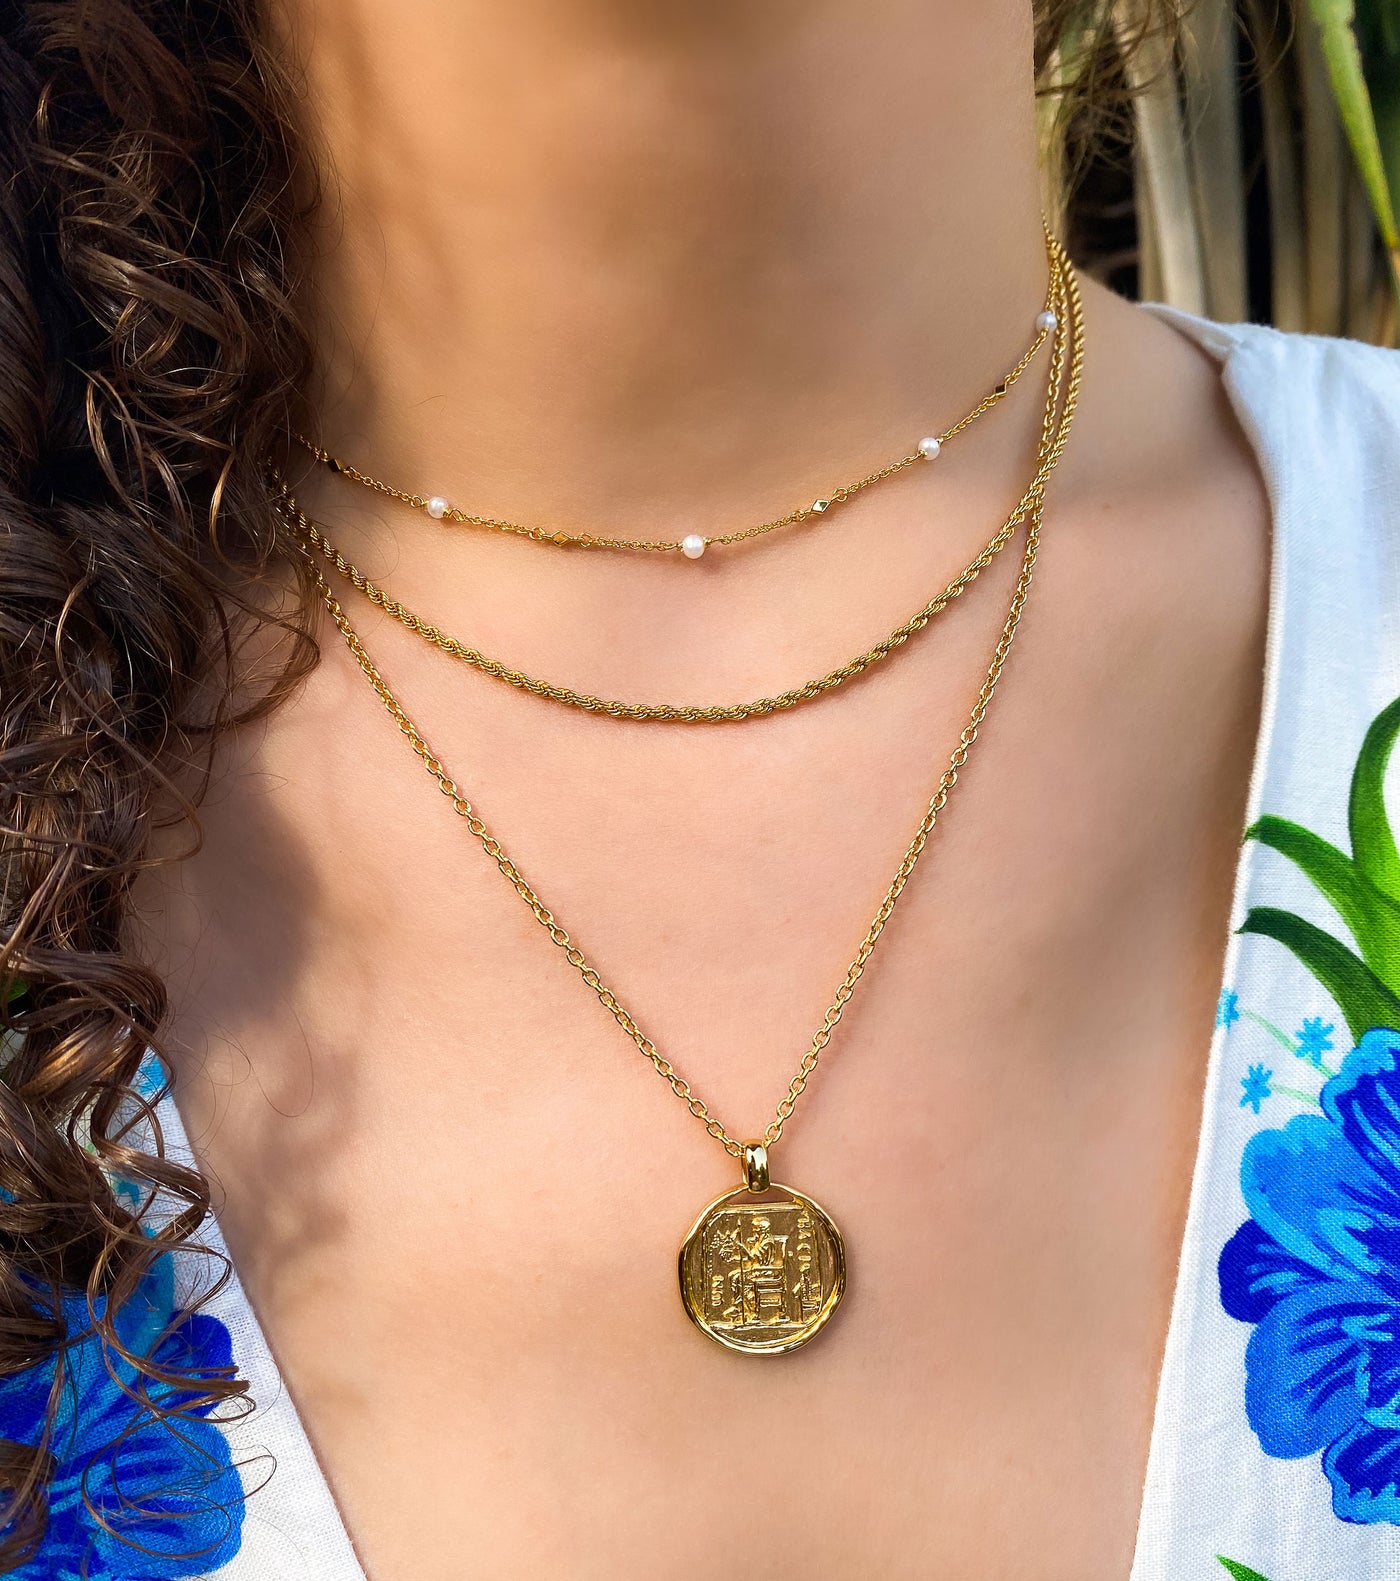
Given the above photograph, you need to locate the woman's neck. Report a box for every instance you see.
[277,0,1048,533]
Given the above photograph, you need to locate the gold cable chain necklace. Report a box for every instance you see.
[302,255,1085,1354]
[277,245,1076,726]
[293,235,1066,558]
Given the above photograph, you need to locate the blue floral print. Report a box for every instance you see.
[1219,1027,1400,1524]
[1294,1018,1337,1070]
[0,1247,245,1577]
[1219,989,1242,1029]
[1215,692,1400,1535]
[1239,1063,1275,1114]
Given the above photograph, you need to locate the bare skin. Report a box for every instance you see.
[136,2,1271,1577]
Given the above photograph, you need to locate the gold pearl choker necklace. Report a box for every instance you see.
[294,240,1066,561]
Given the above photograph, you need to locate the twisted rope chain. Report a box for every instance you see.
[299,256,1084,1159]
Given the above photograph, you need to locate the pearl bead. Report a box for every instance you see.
[681,533,706,560]
[1036,310,1059,333]
[426,496,449,519]
[917,436,942,460]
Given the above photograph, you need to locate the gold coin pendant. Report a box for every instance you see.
[678,1173,846,1355]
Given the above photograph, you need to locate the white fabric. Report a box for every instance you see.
[154,309,1400,1580]
[1127,311,1400,1580]
[160,1091,368,1580]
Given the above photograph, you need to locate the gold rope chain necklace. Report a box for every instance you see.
[278,245,1077,727]
[295,235,1066,559]
[306,264,1084,1355]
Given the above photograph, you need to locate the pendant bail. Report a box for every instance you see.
[742,1141,770,1194]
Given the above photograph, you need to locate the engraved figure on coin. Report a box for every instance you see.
[741,1215,788,1325]
[707,1228,745,1326]
[681,1187,847,1351]
[697,1205,827,1333]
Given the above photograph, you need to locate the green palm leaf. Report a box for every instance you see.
[1306,0,1400,298]
[1364,3,1400,238]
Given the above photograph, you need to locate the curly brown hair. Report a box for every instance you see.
[0,0,1186,1566]
[0,0,317,1563]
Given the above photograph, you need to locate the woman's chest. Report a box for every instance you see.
[164,905,1214,1581]
[147,573,1263,1578]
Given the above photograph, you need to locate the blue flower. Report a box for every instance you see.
[1240,1063,1274,1114]
[1218,990,1242,1029]
[1219,1027,1400,1524]
[0,1250,245,1576]
[1295,1017,1337,1069]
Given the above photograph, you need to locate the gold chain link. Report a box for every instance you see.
[277,243,1076,726]
[293,238,1065,556]
[299,251,1084,1159]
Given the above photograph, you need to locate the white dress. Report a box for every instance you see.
[10,307,1400,1581]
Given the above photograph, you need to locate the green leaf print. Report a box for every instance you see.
[1247,815,1400,991]
[1242,695,1400,1036]
[1238,906,1400,1041]
[1217,1560,1275,1581]
[1349,692,1400,904]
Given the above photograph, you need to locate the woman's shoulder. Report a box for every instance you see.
[1144,306,1400,612]
[1145,306,1400,468]
[1144,303,1400,389]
